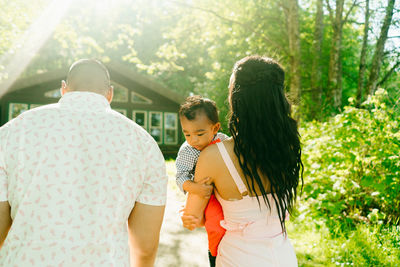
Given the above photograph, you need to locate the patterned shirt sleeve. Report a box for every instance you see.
[136,134,168,206]
[0,125,9,201]
[175,143,200,193]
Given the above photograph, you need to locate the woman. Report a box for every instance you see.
[181,56,303,266]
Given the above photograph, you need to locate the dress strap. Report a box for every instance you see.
[216,142,248,195]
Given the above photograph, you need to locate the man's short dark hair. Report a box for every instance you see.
[179,95,219,124]
[66,59,110,93]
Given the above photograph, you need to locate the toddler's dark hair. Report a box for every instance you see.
[179,95,219,124]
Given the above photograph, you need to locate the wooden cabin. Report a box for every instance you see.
[0,62,185,157]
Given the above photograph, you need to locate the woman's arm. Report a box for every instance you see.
[181,147,216,230]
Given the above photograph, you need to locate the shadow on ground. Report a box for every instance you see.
[155,172,209,267]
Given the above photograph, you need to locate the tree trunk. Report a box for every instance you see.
[310,0,324,118]
[356,0,370,107]
[327,0,344,110]
[366,0,396,95]
[283,0,301,108]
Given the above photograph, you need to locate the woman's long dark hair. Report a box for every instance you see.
[228,56,303,233]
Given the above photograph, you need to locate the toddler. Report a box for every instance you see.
[176,95,228,266]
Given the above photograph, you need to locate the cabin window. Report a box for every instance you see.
[9,103,45,120]
[131,92,152,104]
[133,110,147,130]
[29,104,43,109]
[164,112,178,144]
[112,83,129,103]
[8,103,29,120]
[44,89,62,98]
[149,111,163,144]
[113,109,127,116]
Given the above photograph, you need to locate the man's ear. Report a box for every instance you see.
[60,80,68,96]
[106,86,113,103]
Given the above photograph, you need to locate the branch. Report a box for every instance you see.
[169,0,246,27]
[378,61,400,87]
[347,19,365,25]
[251,0,270,12]
[325,0,334,23]
[388,35,400,38]
[169,0,287,55]
[343,0,359,25]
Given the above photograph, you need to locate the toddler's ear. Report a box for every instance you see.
[213,122,221,134]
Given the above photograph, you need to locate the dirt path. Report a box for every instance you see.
[154,162,209,267]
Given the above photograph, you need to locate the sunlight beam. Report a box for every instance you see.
[0,0,75,98]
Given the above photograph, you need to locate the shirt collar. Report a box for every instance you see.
[58,91,111,111]
[209,134,221,145]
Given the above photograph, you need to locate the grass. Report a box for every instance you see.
[288,210,400,266]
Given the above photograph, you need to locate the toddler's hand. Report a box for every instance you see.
[181,214,200,231]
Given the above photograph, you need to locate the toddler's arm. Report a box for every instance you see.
[175,144,200,193]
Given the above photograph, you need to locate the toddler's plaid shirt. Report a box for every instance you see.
[175,132,228,193]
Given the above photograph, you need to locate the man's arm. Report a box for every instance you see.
[129,132,167,266]
[0,201,11,249]
[128,202,165,267]
[0,126,11,249]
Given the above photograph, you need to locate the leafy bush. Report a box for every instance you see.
[300,89,400,229]
[289,217,400,266]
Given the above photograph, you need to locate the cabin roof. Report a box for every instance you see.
[3,61,185,104]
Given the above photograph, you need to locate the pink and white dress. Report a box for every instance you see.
[215,142,298,267]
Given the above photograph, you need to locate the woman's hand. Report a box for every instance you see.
[181,213,201,231]
[189,177,213,199]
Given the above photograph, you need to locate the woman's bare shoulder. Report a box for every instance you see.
[200,137,234,158]
[196,138,234,177]
[196,145,219,167]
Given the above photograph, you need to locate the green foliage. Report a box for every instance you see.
[331,224,400,266]
[301,89,400,229]
[3,0,398,121]
[288,216,400,266]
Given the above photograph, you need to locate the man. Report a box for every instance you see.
[0,59,168,266]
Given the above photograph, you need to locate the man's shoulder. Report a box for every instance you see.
[22,104,60,118]
[107,109,138,127]
[104,111,161,156]
[0,104,58,130]
[14,104,61,122]
[0,120,11,136]
[107,110,152,138]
